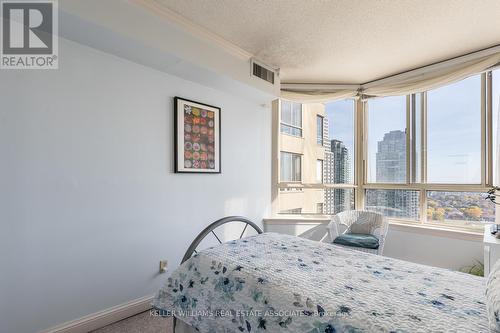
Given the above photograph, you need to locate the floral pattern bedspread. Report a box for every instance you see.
[153,233,488,332]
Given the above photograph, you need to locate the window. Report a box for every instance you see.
[362,73,494,231]
[316,160,323,183]
[427,75,482,184]
[316,115,324,145]
[280,100,302,136]
[367,96,407,183]
[366,189,419,220]
[280,152,301,182]
[274,71,496,231]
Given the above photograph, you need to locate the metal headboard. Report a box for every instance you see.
[173,216,262,331]
[180,216,263,264]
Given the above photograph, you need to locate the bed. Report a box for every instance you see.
[153,217,489,332]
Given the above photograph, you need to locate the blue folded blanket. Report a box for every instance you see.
[333,233,379,249]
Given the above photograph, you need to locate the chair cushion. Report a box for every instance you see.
[333,233,380,250]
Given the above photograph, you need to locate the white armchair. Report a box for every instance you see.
[327,210,388,255]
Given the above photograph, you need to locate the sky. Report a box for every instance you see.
[426,75,481,183]
[324,70,500,185]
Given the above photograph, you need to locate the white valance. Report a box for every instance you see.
[362,53,500,98]
[280,88,358,103]
[280,46,500,103]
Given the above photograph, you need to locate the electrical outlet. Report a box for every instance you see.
[159,260,168,273]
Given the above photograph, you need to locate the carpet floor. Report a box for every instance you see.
[90,311,172,333]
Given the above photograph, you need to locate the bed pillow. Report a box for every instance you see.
[486,259,500,332]
[333,233,379,249]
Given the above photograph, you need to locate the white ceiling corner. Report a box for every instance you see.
[140,0,500,85]
[132,0,254,60]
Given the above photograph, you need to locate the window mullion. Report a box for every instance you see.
[421,92,427,184]
[481,72,487,186]
[406,95,411,185]
[420,188,427,225]
[356,99,366,210]
[410,94,417,184]
[485,71,493,186]
[420,92,428,225]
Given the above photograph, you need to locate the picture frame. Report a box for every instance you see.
[174,97,221,173]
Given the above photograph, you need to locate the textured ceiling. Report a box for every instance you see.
[152,0,500,84]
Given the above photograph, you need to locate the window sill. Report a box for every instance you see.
[263,216,330,224]
[263,217,483,242]
[388,220,483,242]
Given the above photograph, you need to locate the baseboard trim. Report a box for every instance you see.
[39,295,154,333]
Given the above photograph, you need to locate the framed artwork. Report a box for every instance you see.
[174,97,221,173]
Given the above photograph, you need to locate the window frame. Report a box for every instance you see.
[272,72,495,232]
[279,151,302,183]
[362,73,490,187]
[360,72,493,231]
[280,100,303,137]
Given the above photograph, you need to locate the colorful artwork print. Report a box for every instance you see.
[183,104,216,170]
[174,97,220,173]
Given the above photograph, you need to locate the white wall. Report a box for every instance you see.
[384,228,483,270]
[265,222,483,270]
[59,0,280,98]
[0,39,272,333]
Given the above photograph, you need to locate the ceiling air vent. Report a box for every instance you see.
[251,59,276,84]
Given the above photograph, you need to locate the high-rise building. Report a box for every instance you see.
[323,117,332,185]
[376,130,406,182]
[323,119,334,214]
[324,138,351,214]
[332,139,350,184]
[369,130,419,219]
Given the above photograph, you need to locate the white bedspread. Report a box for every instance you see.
[153,233,488,332]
